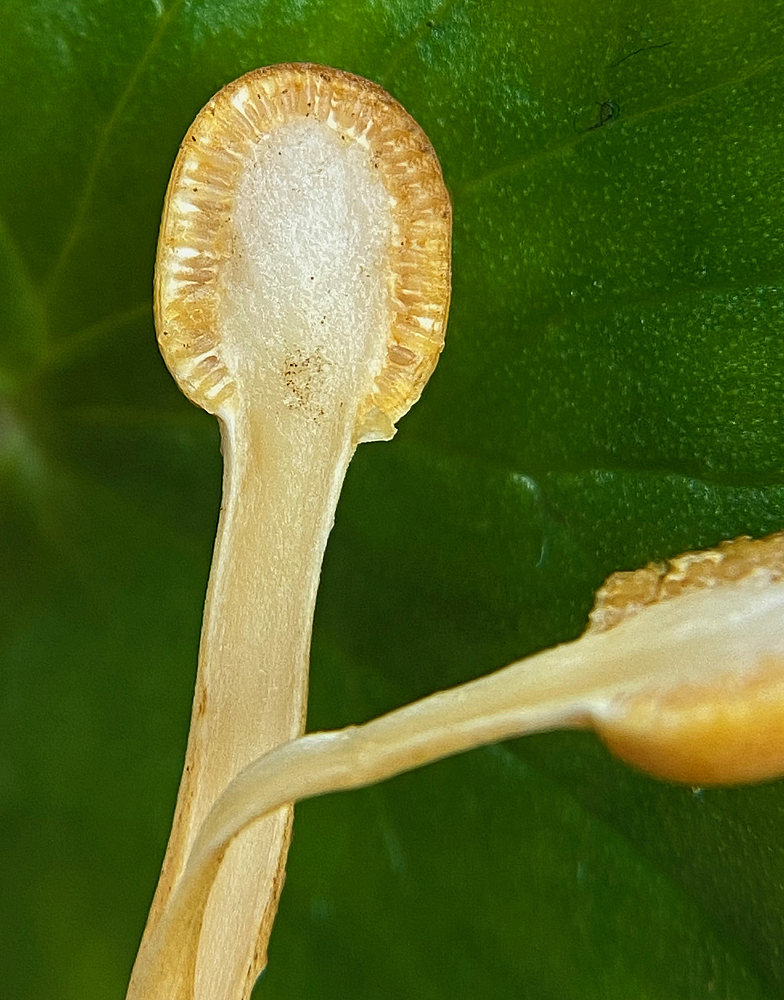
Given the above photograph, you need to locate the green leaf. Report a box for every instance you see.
[3,1,784,997]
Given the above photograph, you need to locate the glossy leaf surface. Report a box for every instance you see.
[2,1,784,997]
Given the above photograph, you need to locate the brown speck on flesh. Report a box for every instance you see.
[282,347,331,416]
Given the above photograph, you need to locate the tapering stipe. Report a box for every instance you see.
[129,63,451,1000]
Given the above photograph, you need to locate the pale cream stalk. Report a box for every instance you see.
[129,379,357,1000]
[128,64,451,1000]
[135,531,784,996]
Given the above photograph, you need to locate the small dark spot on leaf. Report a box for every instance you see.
[574,99,620,133]
[608,40,673,69]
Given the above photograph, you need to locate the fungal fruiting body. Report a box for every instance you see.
[589,531,784,785]
[128,64,450,1000]
[133,529,784,1000]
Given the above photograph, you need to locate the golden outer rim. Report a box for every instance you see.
[587,529,784,634]
[154,62,452,435]
[596,655,784,785]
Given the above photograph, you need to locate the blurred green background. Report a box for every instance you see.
[3,0,784,997]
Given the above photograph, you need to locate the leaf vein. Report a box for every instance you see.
[378,0,465,84]
[461,50,784,192]
[42,0,187,299]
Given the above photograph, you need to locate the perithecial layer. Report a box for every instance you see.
[589,531,784,784]
[129,64,451,1000]
[155,63,451,440]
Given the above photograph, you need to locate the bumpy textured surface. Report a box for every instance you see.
[587,532,784,785]
[588,531,784,634]
[6,3,784,998]
[155,63,451,439]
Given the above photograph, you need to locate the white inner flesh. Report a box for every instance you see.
[190,116,396,1000]
[221,117,394,424]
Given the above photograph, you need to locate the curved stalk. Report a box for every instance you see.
[128,64,451,1000]
[132,398,358,1000]
[136,530,784,996]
